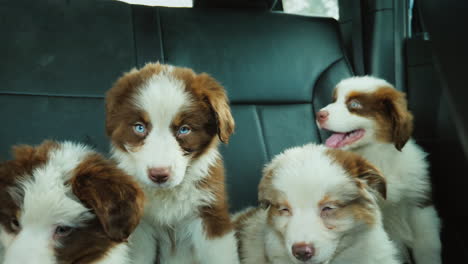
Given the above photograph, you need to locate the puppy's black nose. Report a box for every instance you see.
[148,167,170,184]
[292,242,315,262]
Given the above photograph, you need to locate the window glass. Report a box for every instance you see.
[117,0,193,7]
[283,0,339,19]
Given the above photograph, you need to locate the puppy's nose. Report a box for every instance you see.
[148,167,170,184]
[316,110,329,123]
[292,242,315,261]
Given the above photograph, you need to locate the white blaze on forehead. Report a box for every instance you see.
[134,73,192,128]
[19,142,93,228]
[335,76,393,100]
[269,144,351,208]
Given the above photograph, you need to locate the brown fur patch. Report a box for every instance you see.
[0,141,59,234]
[70,153,144,241]
[266,201,292,226]
[186,73,235,143]
[258,164,291,228]
[319,189,377,227]
[197,158,233,239]
[335,199,376,226]
[345,86,413,151]
[56,153,144,263]
[325,149,387,226]
[325,148,386,199]
[258,164,278,208]
[54,217,119,264]
[171,100,218,159]
[105,63,165,152]
[170,67,235,143]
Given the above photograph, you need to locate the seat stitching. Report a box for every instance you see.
[254,105,271,161]
[156,8,165,63]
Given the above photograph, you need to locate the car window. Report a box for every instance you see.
[117,0,193,7]
[282,0,339,19]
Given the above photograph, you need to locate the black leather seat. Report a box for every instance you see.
[0,0,352,211]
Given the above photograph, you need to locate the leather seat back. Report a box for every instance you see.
[0,0,352,211]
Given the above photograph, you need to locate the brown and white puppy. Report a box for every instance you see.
[234,144,399,264]
[105,63,239,263]
[0,140,144,264]
[316,76,441,264]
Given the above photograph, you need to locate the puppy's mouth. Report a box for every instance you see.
[324,129,365,148]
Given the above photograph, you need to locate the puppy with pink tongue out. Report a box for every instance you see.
[316,76,442,264]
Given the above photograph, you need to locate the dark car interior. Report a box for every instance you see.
[1,0,467,262]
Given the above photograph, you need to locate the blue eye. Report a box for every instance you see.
[349,100,362,109]
[133,123,146,134]
[178,125,191,135]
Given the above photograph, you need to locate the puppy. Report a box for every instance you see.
[316,76,442,264]
[234,144,399,264]
[105,63,239,263]
[0,140,144,264]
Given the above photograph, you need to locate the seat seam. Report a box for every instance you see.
[312,57,346,91]
[0,91,104,99]
[131,5,139,67]
[156,8,165,63]
[254,105,271,161]
[232,101,311,105]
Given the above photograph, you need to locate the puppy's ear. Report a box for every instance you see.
[381,88,413,151]
[9,141,60,176]
[71,154,144,242]
[12,140,59,165]
[193,73,235,143]
[356,167,387,200]
[327,148,386,199]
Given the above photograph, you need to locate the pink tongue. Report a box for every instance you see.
[325,133,346,148]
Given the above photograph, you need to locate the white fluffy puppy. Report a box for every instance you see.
[316,76,442,264]
[235,144,399,264]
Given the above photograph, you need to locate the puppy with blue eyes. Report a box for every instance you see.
[0,140,144,264]
[105,63,239,263]
[234,144,399,264]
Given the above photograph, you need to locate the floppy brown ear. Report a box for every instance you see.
[192,73,235,143]
[71,154,144,242]
[382,89,413,151]
[356,166,387,200]
[12,140,59,166]
[327,148,387,199]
